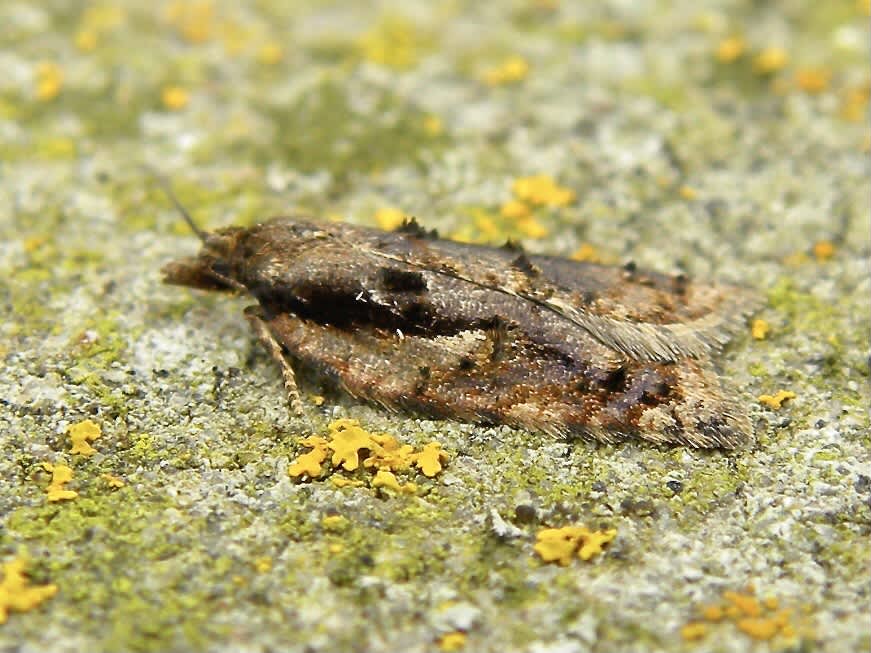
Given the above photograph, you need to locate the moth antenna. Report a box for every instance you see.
[145,167,208,242]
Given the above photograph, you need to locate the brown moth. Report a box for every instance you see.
[161,189,759,448]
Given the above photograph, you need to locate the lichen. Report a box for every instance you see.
[812,240,836,261]
[758,390,796,409]
[682,588,807,643]
[750,318,770,340]
[288,419,448,490]
[438,631,467,651]
[374,207,407,230]
[752,46,789,75]
[371,470,417,494]
[287,436,329,478]
[413,442,447,478]
[482,56,529,86]
[511,175,575,208]
[533,526,617,566]
[42,463,78,502]
[68,419,102,456]
[101,473,125,489]
[0,1,867,651]
[357,16,430,69]
[0,557,58,624]
[321,515,349,532]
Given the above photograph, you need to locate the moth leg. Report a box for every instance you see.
[244,306,304,415]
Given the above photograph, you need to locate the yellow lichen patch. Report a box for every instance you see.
[512,175,575,207]
[81,4,125,32]
[42,463,77,502]
[795,68,830,94]
[751,319,770,340]
[534,527,585,566]
[680,622,708,641]
[534,525,616,565]
[678,185,697,200]
[483,55,530,86]
[753,47,788,75]
[439,631,467,651]
[516,217,548,239]
[75,4,125,51]
[374,469,417,494]
[219,21,252,55]
[683,589,805,643]
[364,434,415,472]
[413,442,447,477]
[423,115,443,136]
[253,556,272,573]
[256,42,283,65]
[716,36,745,63]
[358,17,422,69]
[570,243,602,263]
[724,604,742,619]
[812,240,835,261]
[35,62,63,102]
[577,528,617,561]
[311,395,325,406]
[763,596,779,610]
[23,235,47,253]
[68,419,101,456]
[288,436,329,478]
[701,604,724,621]
[328,419,375,471]
[374,207,406,230]
[467,211,499,239]
[0,557,58,624]
[840,82,870,122]
[500,200,530,220]
[724,590,762,617]
[75,30,98,51]
[289,420,447,489]
[758,390,796,409]
[371,470,401,490]
[736,617,780,640]
[322,515,348,532]
[165,0,215,43]
[101,473,125,489]
[161,85,190,111]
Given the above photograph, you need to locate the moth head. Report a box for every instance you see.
[155,175,247,292]
[162,227,248,292]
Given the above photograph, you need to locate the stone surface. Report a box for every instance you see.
[1,1,868,652]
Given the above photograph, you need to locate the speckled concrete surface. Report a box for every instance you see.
[1,1,868,652]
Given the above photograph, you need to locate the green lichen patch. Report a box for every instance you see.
[0,1,868,651]
[248,79,449,192]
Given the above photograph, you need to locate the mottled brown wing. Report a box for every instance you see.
[260,310,751,448]
[304,221,759,363]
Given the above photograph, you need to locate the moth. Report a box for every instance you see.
[161,189,758,448]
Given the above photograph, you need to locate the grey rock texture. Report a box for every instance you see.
[1,1,868,652]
